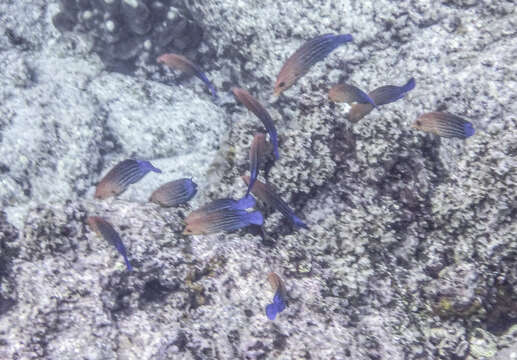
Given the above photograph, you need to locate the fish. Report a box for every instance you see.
[369,78,415,106]
[247,133,267,196]
[265,272,287,320]
[232,87,280,160]
[95,159,162,199]
[157,53,218,99]
[150,178,198,207]
[335,78,415,122]
[274,33,353,96]
[328,83,376,106]
[185,194,256,223]
[412,112,475,139]
[87,216,133,271]
[182,209,264,235]
[242,176,308,229]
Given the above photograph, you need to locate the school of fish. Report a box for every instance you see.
[88,32,476,321]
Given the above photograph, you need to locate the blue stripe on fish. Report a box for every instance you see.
[413,112,475,139]
[95,159,162,199]
[150,178,198,207]
[88,216,133,271]
[195,70,218,100]
[157,53,218,100]
[275,33,353,95]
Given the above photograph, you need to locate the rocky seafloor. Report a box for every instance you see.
[0,0,516,359]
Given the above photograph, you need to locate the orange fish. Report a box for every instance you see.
[274,33,353,96]
[412,112,475,139]
[157,53,217,99]
[183,209,263,235]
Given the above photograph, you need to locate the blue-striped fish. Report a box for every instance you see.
[412,112,475,139]
[87,216,133,271]
[265,272,287,320]
[183,209,263,235]
[232,87,280,160]
[247,133,267,196]
[328,83,376,106]
[242,176,308,229]
[337,78,415,122]
[157,53,218,99]
[150,178,197,207]
[185,194,256,223]
[95,159,162,199]
[274,33,353,95]
[369,78,415,106]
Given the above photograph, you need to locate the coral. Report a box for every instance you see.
[52,0,204,74]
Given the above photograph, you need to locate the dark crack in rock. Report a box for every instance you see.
[0,211,20,316]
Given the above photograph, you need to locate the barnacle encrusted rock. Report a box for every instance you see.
[0,27,227,224]
[52,0,203,74]
[0,0,516,359]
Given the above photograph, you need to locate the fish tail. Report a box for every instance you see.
[464,122,475,137]
[273,144,280,160]
[137,160,162,173]
[402,78,416,93]
[335,34,353,44]
[237,194,256,210]
[208,84,218,99]
[245,210,264,226]
[265,303,278,320]
[274,295,287,312]
[197,70,218,99]
[291,215,309,229]
[124,256,133,272]
[149,164,162,173]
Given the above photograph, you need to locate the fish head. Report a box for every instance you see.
[274,77,291,96]
[94,183,118,199]
[328,84,347,103]
[156,54,171,64]
[231,87,243,98]
[182,219,207,235]
[182,225,195,235]
[411,118,425,131]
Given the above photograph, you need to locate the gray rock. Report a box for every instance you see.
[0,0,516,359]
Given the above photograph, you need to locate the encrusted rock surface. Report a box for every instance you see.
[0,0,516,359]
[52,0,204,74]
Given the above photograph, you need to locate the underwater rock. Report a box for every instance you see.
[0,0,516,359]
[121,0,152,36]
[52,0,204,74]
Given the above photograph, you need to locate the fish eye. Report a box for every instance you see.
[415,120,421,126]
[278,82,285,88]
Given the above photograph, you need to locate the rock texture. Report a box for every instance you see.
[0,0,516,359]
[52,0,204,74]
